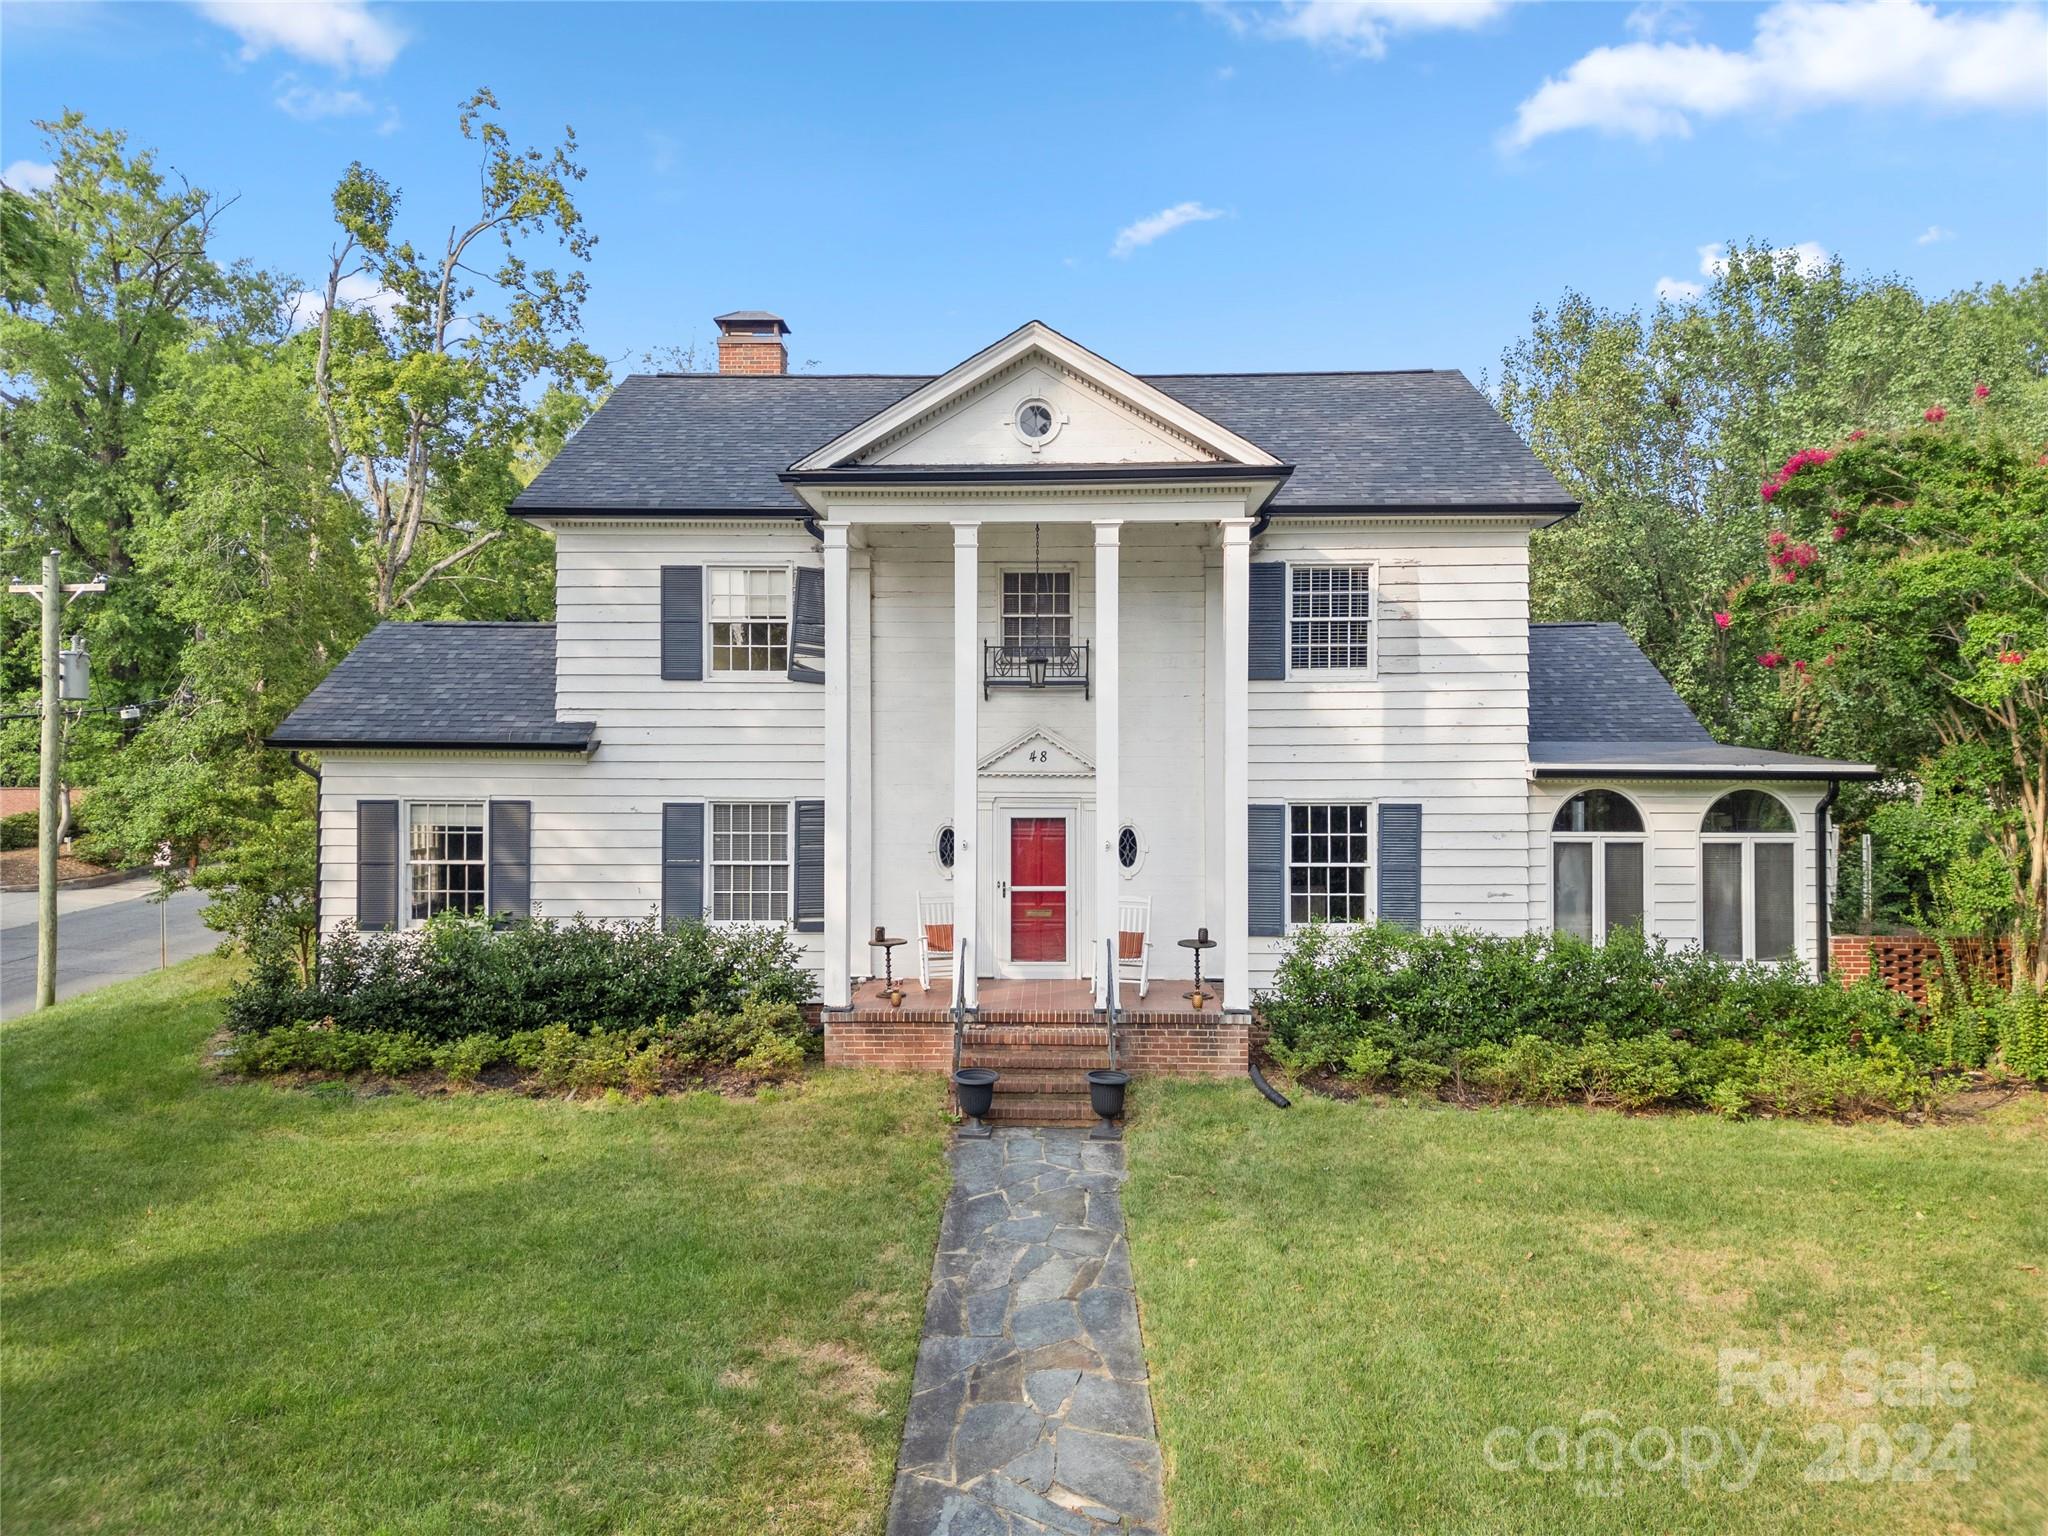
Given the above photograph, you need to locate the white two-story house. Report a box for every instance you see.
[271,315,1873,1019]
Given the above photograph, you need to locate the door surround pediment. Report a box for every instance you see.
[978,728,1093,780]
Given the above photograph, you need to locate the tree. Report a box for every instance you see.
[1498,246,2048,745]
[311,88,606,618]
[1,117,288,707]
[1734,400,2047,988]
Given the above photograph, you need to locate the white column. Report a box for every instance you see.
[1093,519,1122,1006]
[1221,518,1253,1012]
[850,546,874,955]
[821,523,853,1009]
[952,521,981,1008]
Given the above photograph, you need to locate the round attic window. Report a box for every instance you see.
[1015,399,1056,442]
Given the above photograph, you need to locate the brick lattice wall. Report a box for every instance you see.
[1830,934,2011,1008]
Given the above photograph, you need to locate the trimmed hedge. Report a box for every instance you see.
[1261,923,1951,1117]
[227,914,815,1041]
[223,916,820,1090]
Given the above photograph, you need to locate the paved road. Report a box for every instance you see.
[0,878,216,1016]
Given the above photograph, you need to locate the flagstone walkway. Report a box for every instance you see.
[885,1128,1165,1536]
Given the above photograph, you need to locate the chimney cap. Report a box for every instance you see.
[714,310,790,336]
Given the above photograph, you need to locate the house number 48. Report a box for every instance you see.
[1028,749,1048,763]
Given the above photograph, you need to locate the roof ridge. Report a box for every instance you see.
[630,367,1455,382]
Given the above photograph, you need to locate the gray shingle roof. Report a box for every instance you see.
[1529,623,1714,745]
[1529,623,1875,778]
[513,369,1575,516]
[267,623,594,752]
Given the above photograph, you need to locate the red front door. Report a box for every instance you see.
[1009,817,1068,963]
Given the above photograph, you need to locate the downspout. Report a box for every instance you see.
[289,751,321,984]
[1815,778,1839,978]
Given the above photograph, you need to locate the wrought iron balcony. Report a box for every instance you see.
[984,641,1090,699]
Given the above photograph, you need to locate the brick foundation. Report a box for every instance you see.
[1830,934,2011,1008]
[824,1010,1251,1078]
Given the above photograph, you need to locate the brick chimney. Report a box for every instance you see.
[714,311,789,375]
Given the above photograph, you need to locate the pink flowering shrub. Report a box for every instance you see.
[1925,406,1947,423]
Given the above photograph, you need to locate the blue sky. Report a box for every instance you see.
[4,1,2044,385]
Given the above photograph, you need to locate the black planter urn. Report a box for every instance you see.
[953,1068,998,1139]
[1086,1069,1130,1141]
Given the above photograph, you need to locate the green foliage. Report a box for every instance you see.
[1265,922,1938,1117]
[1499,246,2047,747]
[1739,406,2048,985]
[227,914,814,1042]
[224,916,818,1091]
[1994,989,2048,1083]
[312,88,605,616]
[0,810,38,850]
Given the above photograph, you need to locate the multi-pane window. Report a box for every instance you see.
[1701,791,1797,962]
[1551,790,1646,945]
[711,802,790,922]
[1001,571,1071,653]
[708,567,790,674]
[1288,803,1371,924]
[408,801,486,922]
[1289,565,1372,671]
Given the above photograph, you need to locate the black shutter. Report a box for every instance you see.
[662,802,704,929]
[787,566,824,684]
[489,800,531,921]
[1249,561,1287,680]
[660,566,703,681]
[357,799,400,933]
[1377,803,1422,931]
[1248,803,1286,937]
[793,799,824,932]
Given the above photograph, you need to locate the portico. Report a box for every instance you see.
[809,504,1265,1018]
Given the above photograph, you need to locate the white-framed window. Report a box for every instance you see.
[934,823,956,877]
[1289,802,1372,925]
[407,801,487,923]
[1700,790,1798,962]
[711,801,790,923]
[707,567,790,676]
[1001,570,1071,653]
[1289,564,1373,672]
[1551,790,1647,944]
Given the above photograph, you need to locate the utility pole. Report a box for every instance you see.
[9,551,107,1011]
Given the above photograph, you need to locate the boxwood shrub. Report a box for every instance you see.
[1261,923,1946,1116]
[227,913,814,1041]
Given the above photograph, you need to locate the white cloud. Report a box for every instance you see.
[288,270,404,332]
[1654,275,1704,301]
[1110,201,1228,258]
[2,159,57,192]
[1916,223,1955,244]
[1506,0,2048,149]
[273,73,373,120]
[1216,0,1512,59]
[193,1,405,74]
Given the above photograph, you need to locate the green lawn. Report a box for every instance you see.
[2,959,950,1534]
[1125,1081,2048,1535]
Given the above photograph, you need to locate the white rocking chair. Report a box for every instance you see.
[1115,897,1153,1001]
[917,893,956,993]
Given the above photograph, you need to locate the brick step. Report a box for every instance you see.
[965,1025,1110,1047]
[984,1097,1098,1127]
[960,1053,1112,1074]
[981,1071,1105,1095]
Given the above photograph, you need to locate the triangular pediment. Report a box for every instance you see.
[790,321,1281,473]
[978,728,1094,779]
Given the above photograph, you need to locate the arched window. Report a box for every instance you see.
[1700,791,1797,962]
[1551,791,1646,943]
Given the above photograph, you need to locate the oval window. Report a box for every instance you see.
[1117,826,1139,869]
[1017,400,1054,439]
[937,826,955,869]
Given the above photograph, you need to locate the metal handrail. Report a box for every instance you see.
[1103,936,1121,1071]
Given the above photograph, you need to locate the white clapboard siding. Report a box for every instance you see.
[1525,778,1830,973]
[1244,521,1533,990]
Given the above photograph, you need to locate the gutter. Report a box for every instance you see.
[264,736,598,756]
[288,751,320,983]
[1529,763,1880,782]
[1815,778,1839,978]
